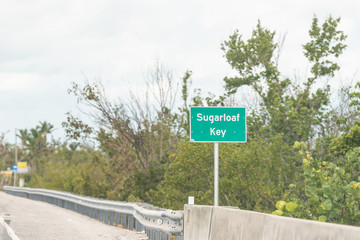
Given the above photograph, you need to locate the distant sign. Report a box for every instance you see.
[12,164,18,173]
[190,107,246,142]
[18,162,27,168]
[17,162,29,174]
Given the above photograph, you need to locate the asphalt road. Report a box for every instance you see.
[0,191,148,240]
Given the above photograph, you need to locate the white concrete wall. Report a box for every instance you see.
[184,205,360,240]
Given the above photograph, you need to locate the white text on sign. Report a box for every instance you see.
[210,128,226,137]
[197,113,241,124]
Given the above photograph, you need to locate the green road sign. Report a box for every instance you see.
[190,107,246,142]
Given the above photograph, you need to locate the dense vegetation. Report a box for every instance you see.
[2,16,360,226]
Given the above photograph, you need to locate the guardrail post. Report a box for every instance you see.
[148,230,153,239]
[135,219,141,232]
[98,210,103,222]
[93,208,97,219]
[121,214,128,228]
[104,211,108,224]
[160,232,168,240]
[109,211,114,226]
[128,214,134,230]
[94,209,98,219]
[115,212,120,226]
[90,208,93,219]
[87,207,91,217]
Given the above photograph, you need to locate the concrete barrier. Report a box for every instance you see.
[184,205,360,240]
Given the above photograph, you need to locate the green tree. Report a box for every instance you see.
[18,121,55,173]
[148,135,296,211]
[148,16,348,213]
[330,82,360,155]
[0,133,13,171]
[28,143,111,199]
[221,16,346,145]
[62,62,189,200]
[147,141,214,209]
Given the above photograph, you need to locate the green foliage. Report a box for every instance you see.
[29,145,111,198]
[221,20,282,98]
[220,134,298,212]
[303,16,347,79]
[221,16,346,146]
[330,122,360,155]
[17,121,55,173]
[276,200,287,211]
[126,162,166,202]
[62,113,93,141]
[0,133,13,171]
[350,82,360,111]
[329,82,360,155]
[147,141,214,210]
[272,200,298,216]
[286,202,298,212]
[148,134,298,211]
[179,70,192,136]
[274,143,360,225]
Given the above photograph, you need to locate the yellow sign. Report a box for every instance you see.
[5,171,12,177]
[18,162,27,168]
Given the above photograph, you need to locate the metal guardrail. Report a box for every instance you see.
[3,186,184,240]
[0,215,20,240]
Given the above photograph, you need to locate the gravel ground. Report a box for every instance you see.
[0,191,149,240]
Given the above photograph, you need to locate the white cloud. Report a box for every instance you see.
[0,73,41,91]
[0,0,360,142]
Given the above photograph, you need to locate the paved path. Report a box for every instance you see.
[0,191,148,240]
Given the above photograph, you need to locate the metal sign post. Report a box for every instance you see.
[14,128,18,187]
[190,107,246,206]
[214,142,219,206]
[12,164,17,187]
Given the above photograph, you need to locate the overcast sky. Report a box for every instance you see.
[1,0,360,143]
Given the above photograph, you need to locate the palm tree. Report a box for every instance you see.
[17,129,30,148]
[17,122,55,174]
[38,121,54,142]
